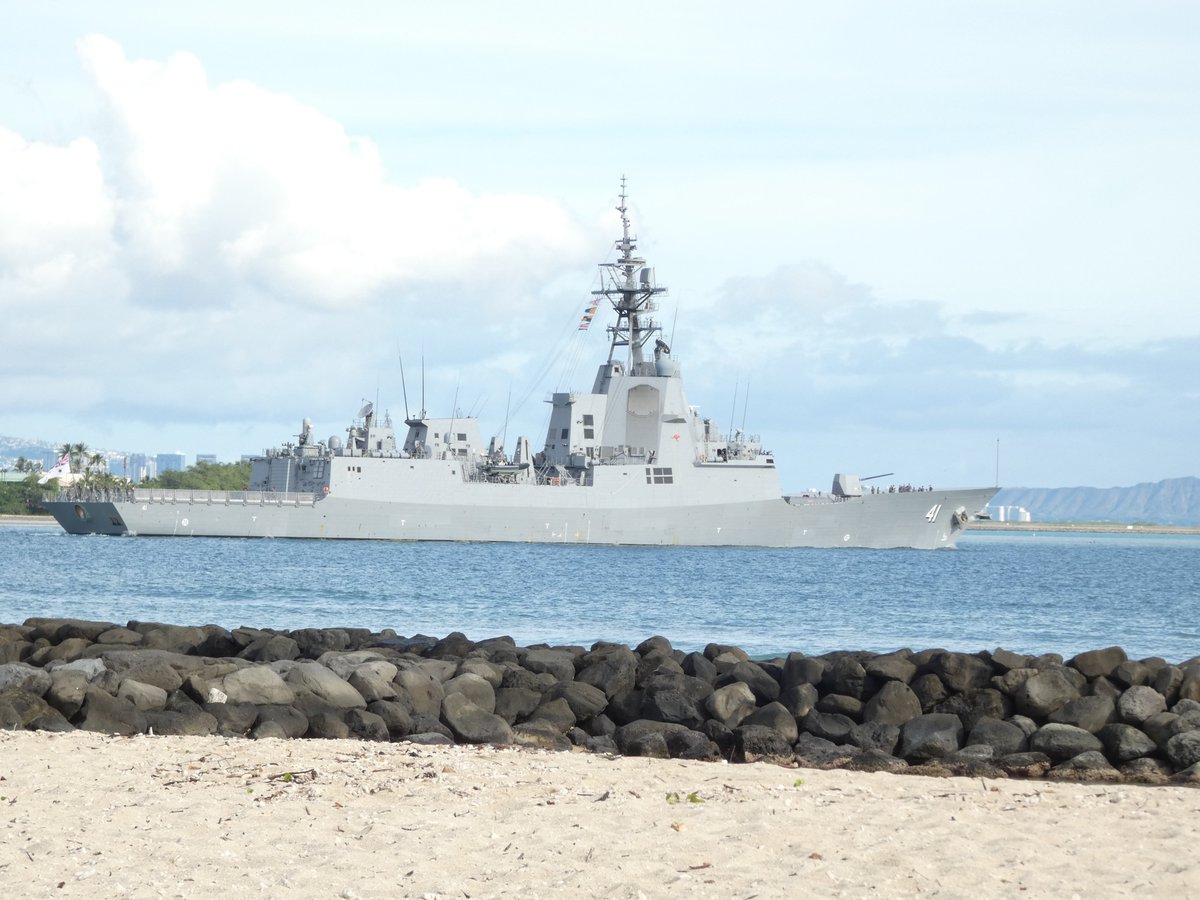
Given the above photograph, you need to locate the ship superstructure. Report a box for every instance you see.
[47,182,997,548]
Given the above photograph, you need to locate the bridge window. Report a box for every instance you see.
[644,466,674,485]
[583,415,594,426]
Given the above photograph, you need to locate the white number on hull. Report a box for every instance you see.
[925,504,942,523]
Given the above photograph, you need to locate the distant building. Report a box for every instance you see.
[156,452,186,474]
[240,454,256,462]
[993,505,1032,523]
[196,454,218,466]
[123,453,153,483]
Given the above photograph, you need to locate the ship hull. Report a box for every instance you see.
[45,486,996,549]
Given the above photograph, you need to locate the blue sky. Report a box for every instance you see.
[1,2,1197,489]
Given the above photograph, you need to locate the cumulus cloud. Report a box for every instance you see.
[0,36,599,445]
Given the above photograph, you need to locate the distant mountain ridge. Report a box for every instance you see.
[991,477,1200,526]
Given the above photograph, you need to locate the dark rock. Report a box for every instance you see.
[613,720,692,758]
[0,688,59,728]
[409,713,453,740]
[680,651,717,684]
[1178,666,1200,702]
[816,693,863,721]
[28,713,75,732]
[345,708,390,742]
[1165,730,1200,770]
[778,683,819,719]
[1153,665,1183,704]
[528,697,578,732]
[704,643,748,663]
[793,733,855,768]
[427,631,476,659]
[585,734,619,755]
[348,664,399,704]
[117,679,168,712]
[665,729,721,761]
[989,647,1033,672]
[604,689,644,726]
[1029,723,1103,761]
[511,722,572,751]
[73,686,148,735]
[494,687,542,724]
[0,662,51,696]
[822,656,867,699]
[204,701,258,735]
[1120,757,1172,784]
[862,681,922,726]
[966,717,1028,755]
[284,662,367,709]
[1048,751,1121,782]
[238,634,300,663]
[848,721,900,755]
[635,635,672,656]
[864,652,917,685]
[582,713,616,737]
[366,699,413,738]
[221,666,295,706]
[1112,660,1151,689]
[1048,695,1116,733]
[145,708,219,736]
[640,689,704,730]
[997,751,1052,778]
[1014,667,1081,719]
[576,648,638,698]
[702,719,736,756]
[441,692,512,744]
[642,670,712,705]
[1098,723,1158,763]
[442,672,496,714]
[726,660,780,704]
[930,652,994,693]
[404,732,455,746]
[393,668,445,715]
[1117,685,1167,726]
[845,750,908,773]
[897,714,964,761]
[253,703,309,738]
[741,701,799,743]
[1142,711,1182,750]
[910,673,949,711]
[705,682,757,729]
[1088,677,1122,703]
[30,637,94,665]
[456,658,505,688]
[782,652,826,688]
[95,627,143,646]
[1070,646,1127,679]
[734,724,794,763]
[520,648,577,682]
[800,710,855,744]
[45,669,89,718]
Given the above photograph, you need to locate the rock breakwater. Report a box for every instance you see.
[3,618,1199,784]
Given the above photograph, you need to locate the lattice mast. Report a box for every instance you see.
[595,177,668,374]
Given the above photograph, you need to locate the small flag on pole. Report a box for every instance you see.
[578,301,599,331]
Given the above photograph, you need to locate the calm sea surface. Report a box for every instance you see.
[2,526,1197,662]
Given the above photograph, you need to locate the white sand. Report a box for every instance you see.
[1,731,1198,898]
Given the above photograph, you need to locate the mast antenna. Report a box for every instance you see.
[740,383,750,433]
[399,352,410,420]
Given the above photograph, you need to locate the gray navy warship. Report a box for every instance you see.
[48,184,998,548]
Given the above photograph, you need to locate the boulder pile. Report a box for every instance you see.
[3,618,1199,784]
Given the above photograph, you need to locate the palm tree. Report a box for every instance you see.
[71,442,89,474]
[88,451,106,474]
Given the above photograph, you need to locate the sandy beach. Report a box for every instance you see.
[2,732,1197,898]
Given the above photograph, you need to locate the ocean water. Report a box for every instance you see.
[2,525,1198,662]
